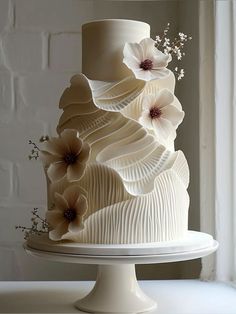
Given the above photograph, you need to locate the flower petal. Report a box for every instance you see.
[167,127,177,142]
[49,221,68,241]
[133,69,156,81]
[161,104,185,127]
[78,143,90,163]
[54,192,69,211]
[139,38,156,60]
[60,129,78,139]
[68,217,84,233]
[42,138,67,156]
[152,51,170,68]
[142,94,157,110]
[152,117,174,139]
[49,177,74,202]
[46,210,63,228]
[75,195,88,216]
[61,129,83,155]
[155,89,174,109]
[47,162,67,182]
[67,162,86,182]
[63,185,83,208]
[139,113,153,129]
[39,151,62,166]
[123,55,140,71]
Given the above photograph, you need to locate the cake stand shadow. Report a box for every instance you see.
[24,230,218,314]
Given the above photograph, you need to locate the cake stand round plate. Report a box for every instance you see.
[24,231,218,314]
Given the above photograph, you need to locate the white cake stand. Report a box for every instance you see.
[24,231,218,314]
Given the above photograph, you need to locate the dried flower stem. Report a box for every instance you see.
[28,140,40,160]
[15,208,49,240]
[28,136,49,161]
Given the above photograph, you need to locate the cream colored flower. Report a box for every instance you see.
[40,129,90,182]
[139,89,184,140]
[123,38,171,81]
[46,185,88,241]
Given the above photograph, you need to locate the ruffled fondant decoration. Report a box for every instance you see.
[86,76,146,112]
[59,75,94,109]
[95,132,189,194]
[57,74,189,195]
[65,72,181,151]
[64,170,189,244]
[110,149,189,195]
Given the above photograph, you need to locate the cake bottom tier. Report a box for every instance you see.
[64,170,189,244]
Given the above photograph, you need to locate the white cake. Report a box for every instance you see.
[39,19,189,244]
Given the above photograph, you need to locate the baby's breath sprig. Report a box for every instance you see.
[154,23,192,80]
[28,140,40,160]
[174,67,185,81]
[155,22,170,48]
[15,208,49,240]
[28,135,49,160]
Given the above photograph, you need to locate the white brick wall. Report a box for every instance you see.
[0,0,11,32]
[0,0,199,280]
[2,31,43,73]
[15,0,93,31]
[0,0,96,280]
[49,33,82,71]
[0,71,13,122]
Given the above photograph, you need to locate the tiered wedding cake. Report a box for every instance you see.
[39,19,189,244]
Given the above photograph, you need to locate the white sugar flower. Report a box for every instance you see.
[123,38,171,81]
[40,129,90,182]
[46,185,88,241]
[139,89,184,140]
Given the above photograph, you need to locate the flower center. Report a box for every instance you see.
[64,153,77,165]
[64,208,77,222]
[140,59,153,71]
[149,107,162,119]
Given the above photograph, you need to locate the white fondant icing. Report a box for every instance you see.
[82,19,150,81]
[64,170,189,244]
[42,19,190,244]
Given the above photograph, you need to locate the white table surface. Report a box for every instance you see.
[0,280,235,314]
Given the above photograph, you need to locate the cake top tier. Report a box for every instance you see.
[82,19,150,81]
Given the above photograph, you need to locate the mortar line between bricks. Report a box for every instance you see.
[42,32,49,70]
[12,75,17,113]
[9,0,15,29]
[12,163,19,198]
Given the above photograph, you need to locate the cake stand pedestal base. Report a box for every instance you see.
[25,231,218,314]
[75,264,156,313]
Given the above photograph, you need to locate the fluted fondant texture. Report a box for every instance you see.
[66,170,189,244]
